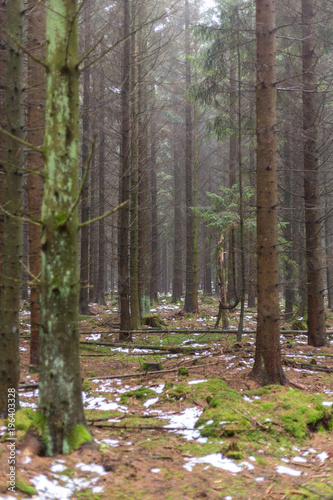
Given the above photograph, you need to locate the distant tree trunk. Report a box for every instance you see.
[247,233,256,308]
[79,0,91,314]
[302,0,326,347]
[26,0,45,370]
[184,0,194,313]
[237,28,245,343]
[129,10,140,328]
[118,0,131,338]
[137,5,150,318]
[38,0,91,455]
[96,67,106,305]
[0,0,24,415]
[284,159,294,318]
[150,124,159,304]
[215,236,228,330]
[227,63,237,303]
[172,138,183,302]
[203,222,212,296]
[251,0,286,385]
[192,0,199,312]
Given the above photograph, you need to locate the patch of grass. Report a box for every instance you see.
[16,479,37,496]
[120,387,157,404]
[76,491,101,500]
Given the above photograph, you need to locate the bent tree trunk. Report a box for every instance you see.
[251,0,286,385]
[38,0,91,455]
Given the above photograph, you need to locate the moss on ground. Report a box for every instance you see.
[16,478,37,496]
[120,387,157,404]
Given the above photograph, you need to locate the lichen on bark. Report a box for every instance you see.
[38,0,91,455]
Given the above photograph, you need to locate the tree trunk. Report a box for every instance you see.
[129,10,140,328]
[251,0,286,385]
[96,66,106,305]
[0,0,24,415]
[150,124,159,304]
[79,0,91,315]
[172,134,183,302]
[137,5,151,319]
[184,0,194,313]
[118,0,131,338]
[38,0,91,455]
[26,0,45,370]
[302,0,327,347]
[0,0,6,309]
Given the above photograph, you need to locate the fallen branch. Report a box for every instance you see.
[86,360,223,381]
[80,341,207,354]
[283,358,333,373]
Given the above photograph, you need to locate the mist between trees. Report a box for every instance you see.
[0,0,332,454]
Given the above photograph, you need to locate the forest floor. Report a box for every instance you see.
[0,293,333,500]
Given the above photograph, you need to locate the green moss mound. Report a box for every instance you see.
[196,384,333,441]
[14,408,35,432]
[66,425,93,452]
[143,314,168,329]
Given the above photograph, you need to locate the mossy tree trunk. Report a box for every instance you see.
[38,0,91,455]
[302,0,327,347]
[251,0,286,385]
[26,0,45,370]
[0,0,24,416]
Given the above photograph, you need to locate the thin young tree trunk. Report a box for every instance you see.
[302,0,327,347]
[237,25,245,342]
[150,123,159,304]
[251,0,286,385]
[172,134,183,302]
[0,0,24,415]
[118,0,131,338]
[79,0,91,314]
[184,0,194,313]
[38,0,91,455]
[26,0,45,370]
[96,67,106,305]
[192,0,199,313]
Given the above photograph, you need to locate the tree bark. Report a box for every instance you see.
[79,0,91,314]
[26,0,45,370]
[118,0,131,338]
[96,65,106,305]
[172,133,183,302]
[129,9,140,328]
[251,0,286,385]
[184,0,194,313]
[38,0,91,455]
[0,0,24,415]
[302,0,327,347]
